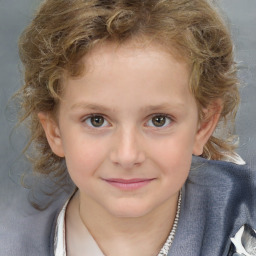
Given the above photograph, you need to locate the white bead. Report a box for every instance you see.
[157,191,182,256]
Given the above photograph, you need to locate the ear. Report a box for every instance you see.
[193,101,222,156]
[38,112,65,157]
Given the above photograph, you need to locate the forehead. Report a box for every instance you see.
[83,40,188,71]
[60,41,195,113]
[63,41,191,89]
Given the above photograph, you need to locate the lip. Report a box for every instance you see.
[103,178,155,191]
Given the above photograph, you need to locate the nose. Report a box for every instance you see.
[110,126,146,169]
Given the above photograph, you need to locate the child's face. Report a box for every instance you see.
[41,42,214,218]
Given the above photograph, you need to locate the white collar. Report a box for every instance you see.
[54,200,68,256]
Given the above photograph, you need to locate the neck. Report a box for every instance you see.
[76,191,179,256]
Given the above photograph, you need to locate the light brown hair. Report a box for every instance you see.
[17,0,240,179]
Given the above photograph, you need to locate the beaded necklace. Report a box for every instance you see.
[158,191,182,256]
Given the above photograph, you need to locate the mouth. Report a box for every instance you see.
[102,178,156,191]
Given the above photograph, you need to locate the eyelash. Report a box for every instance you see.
[146,114,173,128]
[82,114,110,128]
[82,113,174,129]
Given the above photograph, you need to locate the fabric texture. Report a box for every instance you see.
[169,157,256,256]
[0,156,255,256]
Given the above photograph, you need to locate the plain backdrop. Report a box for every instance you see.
[0,0,255,212]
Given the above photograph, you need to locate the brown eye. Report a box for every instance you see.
[152,116,166,127]
[85,115,107,127]
[147,115,172,127]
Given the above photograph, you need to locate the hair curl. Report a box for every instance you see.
[17,0,240,180]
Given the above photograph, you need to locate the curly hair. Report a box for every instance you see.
[17,0,240,179]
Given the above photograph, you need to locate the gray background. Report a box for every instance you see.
[0,0,255,209]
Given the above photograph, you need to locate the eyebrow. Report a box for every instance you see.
[140,103,185,112]
[71,102,114,112]
[70,102,184,112]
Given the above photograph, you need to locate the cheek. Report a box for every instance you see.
[152,130,195,159]
[150,132,195,179]
[63,136,108,181]
[158,147,192,178]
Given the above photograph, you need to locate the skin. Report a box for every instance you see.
[39,41,220,256]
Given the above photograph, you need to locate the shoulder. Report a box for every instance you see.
[170,157,256,256]
[0,188,73,256]
[187,156,256,221]
[189,156,255,189]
